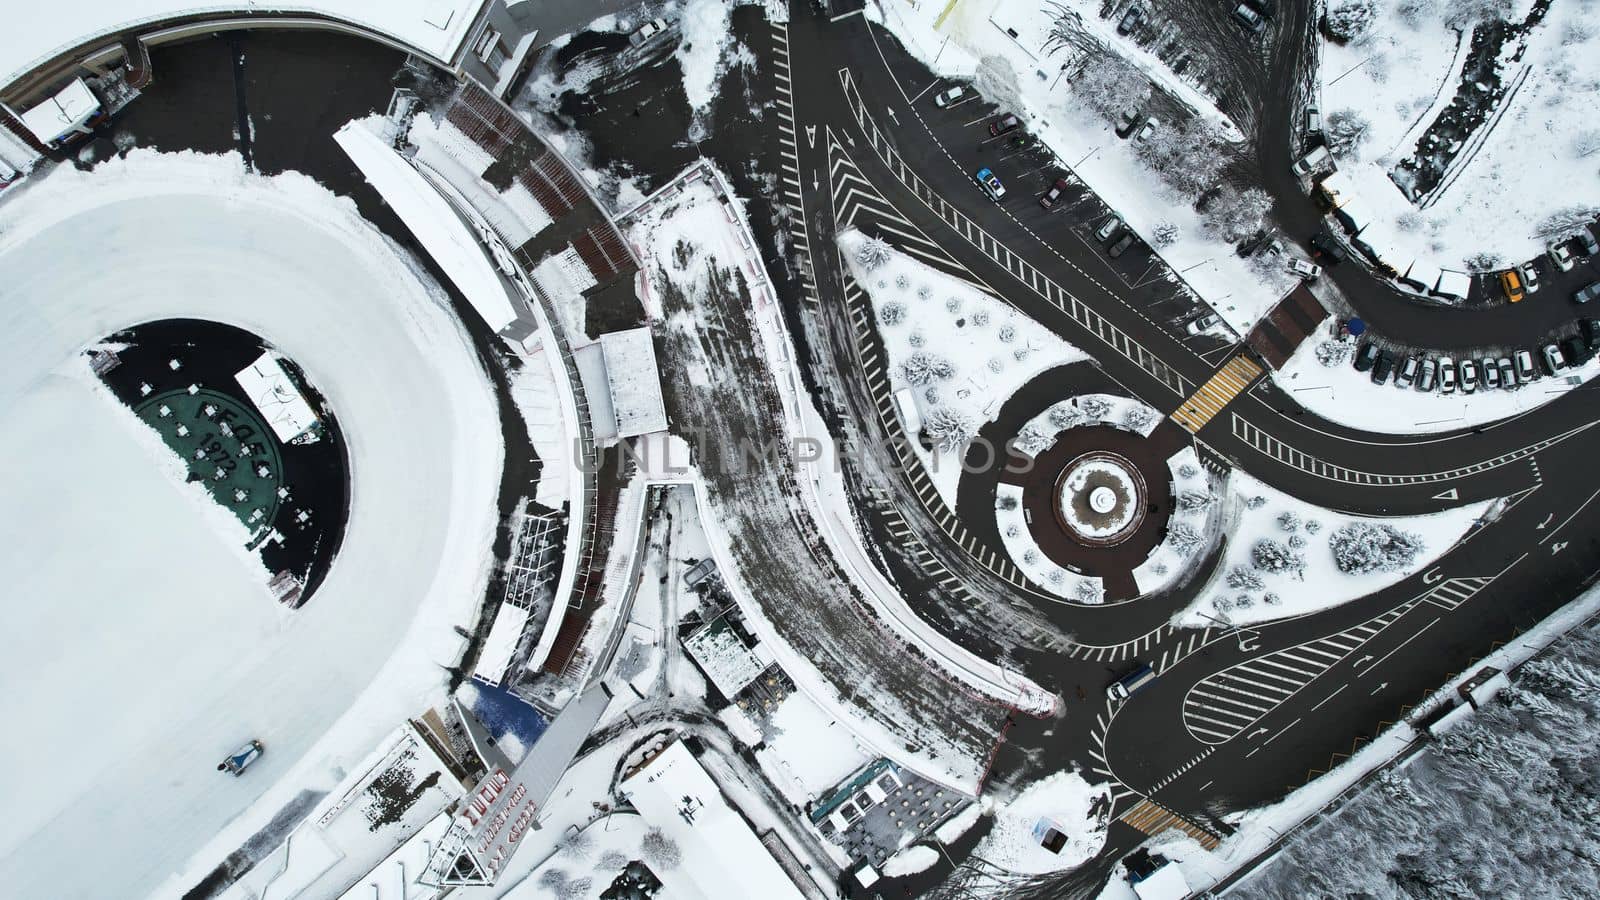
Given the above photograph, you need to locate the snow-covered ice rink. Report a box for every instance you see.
[0,151,503,899]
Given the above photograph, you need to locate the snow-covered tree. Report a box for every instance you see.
[1226,565,1265,590]
[1074,580,1104,604]
[1203,188,1272,242]
[1305,519,1322,534]
[1123,404,1156,431]
[1288,533,1307,549]
[1324,109,1372,159]
[1395,0,1438,27]
[880,301,907,326]
[1252,538,1306,577]
[1068,51,1150,123]
[598,850,630,871]
[1015,424,1052,455]
[557,828,593,858]
[1328,522,1425,574]
[1079,395,1112,419]
[1049,405,1081,429]
[925,407,975,452]
[901,351,955,385]
[640,828,681,870]
[1316,337,1355,367]
[1277,511,1302,532]
[987,357,1004,374]
[1532,205,1600,245]
[538,869,570,892]
[1324,0,1377,43]
[1178,490,1215,511]
[1168,522,1203,556]
[1444,0,1518,29]
[1023,548,1040,564]
[1263,591,1282,605]
[917,284,933,300]
[559,877,593,900]
[907,330,926,348]
[1152,220,1180,248]
[1137,120,1230,197]
[856,235,893,270]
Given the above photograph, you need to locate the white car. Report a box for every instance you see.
[629,18,668,47]
[1185,313,1221,335]
[1550,241,1577,271]
[1287,258,1321,279]
[933,85,967,107]
[1520,262,1541,293]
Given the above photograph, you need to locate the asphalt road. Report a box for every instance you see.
[770,1,1600,893]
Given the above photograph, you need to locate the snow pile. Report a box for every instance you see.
[677,0,737,115]
[758,692,873,805]
[1131,447,1219,597]
[1013,393,1160,457]
[871,0,1289,335]
[995,483,1103,603]
[0,149,502,899]
[882,844,940,877]
[1176,470,1493,627]
[975,770,1112,875]
[1276,330,1600,434]
[840,229,1087,506]
[1319,0,1600,267]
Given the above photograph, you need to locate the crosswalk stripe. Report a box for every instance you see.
[1171,356,1263,433]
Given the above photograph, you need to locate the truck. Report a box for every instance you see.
[1107,663,1157,702]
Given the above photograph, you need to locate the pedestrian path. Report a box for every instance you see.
[1118,798,1221,849]
[1170,354,1263,434]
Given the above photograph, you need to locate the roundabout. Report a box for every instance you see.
[1053,450,1147,548]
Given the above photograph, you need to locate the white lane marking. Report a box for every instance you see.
[1308,684,1348,712]
[1358,617,1442,676]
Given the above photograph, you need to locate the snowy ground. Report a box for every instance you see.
[1274,329,1600,434]
[840,229,1087,507]
[974,770,1111,875]
[1132,447,1218,597]
[872,0,1293,336]
[0,151,502,900]
[1175,469,1494,628]
[996,482,1104,603]
[1319,0,1600,268]
[756,692,874,806]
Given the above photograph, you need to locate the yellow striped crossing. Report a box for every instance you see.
[1118,798,1222,849]
[1171,355,1263,434]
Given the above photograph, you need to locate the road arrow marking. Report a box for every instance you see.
[1552,541,1569,554]
[1537,512,1554,529]
[1355,654,1375,666]
[1371,682,1388,695]
[1423,568,1443,585]
[805,124,816,148]
[1247,727,1268,739]
[1432,487,1459,500]
[886,107,899,124]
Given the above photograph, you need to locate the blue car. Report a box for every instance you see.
[975,167,1006,201]
[218,739,264,776]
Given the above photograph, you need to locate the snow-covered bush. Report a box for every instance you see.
[901,351,955,385]
[1305,519,1323,534]
[1048,568,1066,585]
[1277,511,1302,532]
[1315,337,1354,367]
[1324,109,1372,160]
[1252,539,1306,577]
[1533,205,1600,245]
[1123,404,1156,431]
[1328,522,1425,574]
[539,869,570,892]
[925,407,975,452]
[1074,580,1104,604]
[1012,347,1032,362]
[640,828,681,870]
[946,297,963,313]
[1214,595,1236,613]
[1178,490,1215,511]
[1227,565,1265,590]
[1263,591,1282,606]
[1443,0,1518,29]
[1015,424,1052,455]
[1324,0,1377,43]
[1168,522,1203,556]
[880,301,907,325]
[998,325,1017,343]
[907,331,926,348]
[1395,0,1437,27]
[856,235,892,270]
[1005,523,1021,538]
[1178,463,1200,479]
[987,357,1004,373]
[1152,220,1179,248]
[1049,405,1081,429]
[895,274,910,290]
[1245,495,1268,510]
[598,850,629,871]
[1235,594,1256,609]
[1288,534,1307,549]
[1080,395,1112,419]
[972,309,991,327]
[925,386,942,404]
[1023,548,1039,564]
[917,284,932,300]
[1153,563,1169,576]
[997,494,1019,511]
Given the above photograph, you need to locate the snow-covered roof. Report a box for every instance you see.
[681,617,766,699]
[335,121,519,333]
[599,327,668,438]
[470,603,528,686]
[0,1,487,90]
[1404,259,1442,292]
[1436,269,1472,299]
[1318,171,1353,207]
[620,741,805,900]
[234,351,319,442]
[1132,863,1191,900]
[18,77,99,144]
[573,341,619,442]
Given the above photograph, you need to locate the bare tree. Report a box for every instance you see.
[640,827,681,870]
[1324,109,1372,159]
[1069,52,1150,123]
[1532,205,1600,245]
[1203,188,1272,242]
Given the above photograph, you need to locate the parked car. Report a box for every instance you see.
[1482,357,1501,390]
[1117,6,1145,35]
[1115,107,1142,138]
[1520,262,1541,294]
[1039,177,1072,209]
[1582,319,1600,353]
[1371,350,1393,384]
[1514,348,1538,381]
[1233,2,1267,32]
[989,113,1020,136]
[1305,106,1322,135]
[1353,342,1379,372]
[1550,241,1577,271]
[1108,232,1138,258]
[1309,232,1346,265]
[1095,215,1123,241]
[218,740,264,776]
[1287,258,1321,279]
[628,18,668,46]
[1417,357,1437,391]
[1541,342,1569,376]
[1396,355,1419,388]
[1459,358,1478,393]
[1497,357,1517,388]
[1499,269,1526,303]
[1578,229,1600,257]
[1574,281,1600,304]
[1560,336,1590,367]
[1292,145,1333,177]
[1185,313,1221,335]
[1134,117,1161,143]
[1439,356,1457,393]
[933,84,967,107]
[974,167,1005,200]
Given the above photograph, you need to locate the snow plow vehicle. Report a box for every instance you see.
[218,740,264,776]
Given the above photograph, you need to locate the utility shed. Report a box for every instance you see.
[600,327,668,438]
